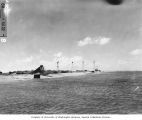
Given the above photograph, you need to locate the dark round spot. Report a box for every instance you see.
[105,0,123,5]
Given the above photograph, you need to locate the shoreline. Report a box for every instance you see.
[47,72,90,78]
[0,72,92,82]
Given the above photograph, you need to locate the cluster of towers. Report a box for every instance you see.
[56,60,97,72]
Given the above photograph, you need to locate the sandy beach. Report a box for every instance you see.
[0,72,89,82]
[47,72,90,78]
[0,71,142,114]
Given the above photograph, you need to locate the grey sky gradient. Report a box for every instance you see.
[0,0,142,72]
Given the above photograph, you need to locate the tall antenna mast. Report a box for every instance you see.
[82,60,84,72]
[93,60,95,72]
[57,61,59,71]
[71,61,74,72]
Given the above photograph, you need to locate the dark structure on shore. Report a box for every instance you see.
[105,0,123,5]
[33,65,44,78]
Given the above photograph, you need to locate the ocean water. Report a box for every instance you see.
[0,71,142,114]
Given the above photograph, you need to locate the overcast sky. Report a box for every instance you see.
[0,0,142,72]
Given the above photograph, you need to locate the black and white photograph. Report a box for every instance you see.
[0,0,142,118]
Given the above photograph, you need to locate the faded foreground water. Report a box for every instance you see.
[0,71,142,114]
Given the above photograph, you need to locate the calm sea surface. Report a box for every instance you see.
[0,71,142,114]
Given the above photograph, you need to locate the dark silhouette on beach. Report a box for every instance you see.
[33,65,44,74]
[32,65,45,78]
[105,0,123,5]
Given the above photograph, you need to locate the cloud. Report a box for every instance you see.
[16,56,33,63]
[78,36,111,47]
[71,56,83,62]
[78,37,92,47]
[7,56,34,71]
[99,37,111,45]
[130,49,142,55]
[39,52,84,70]
[54,53,83,66]
[54,52,63,58]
